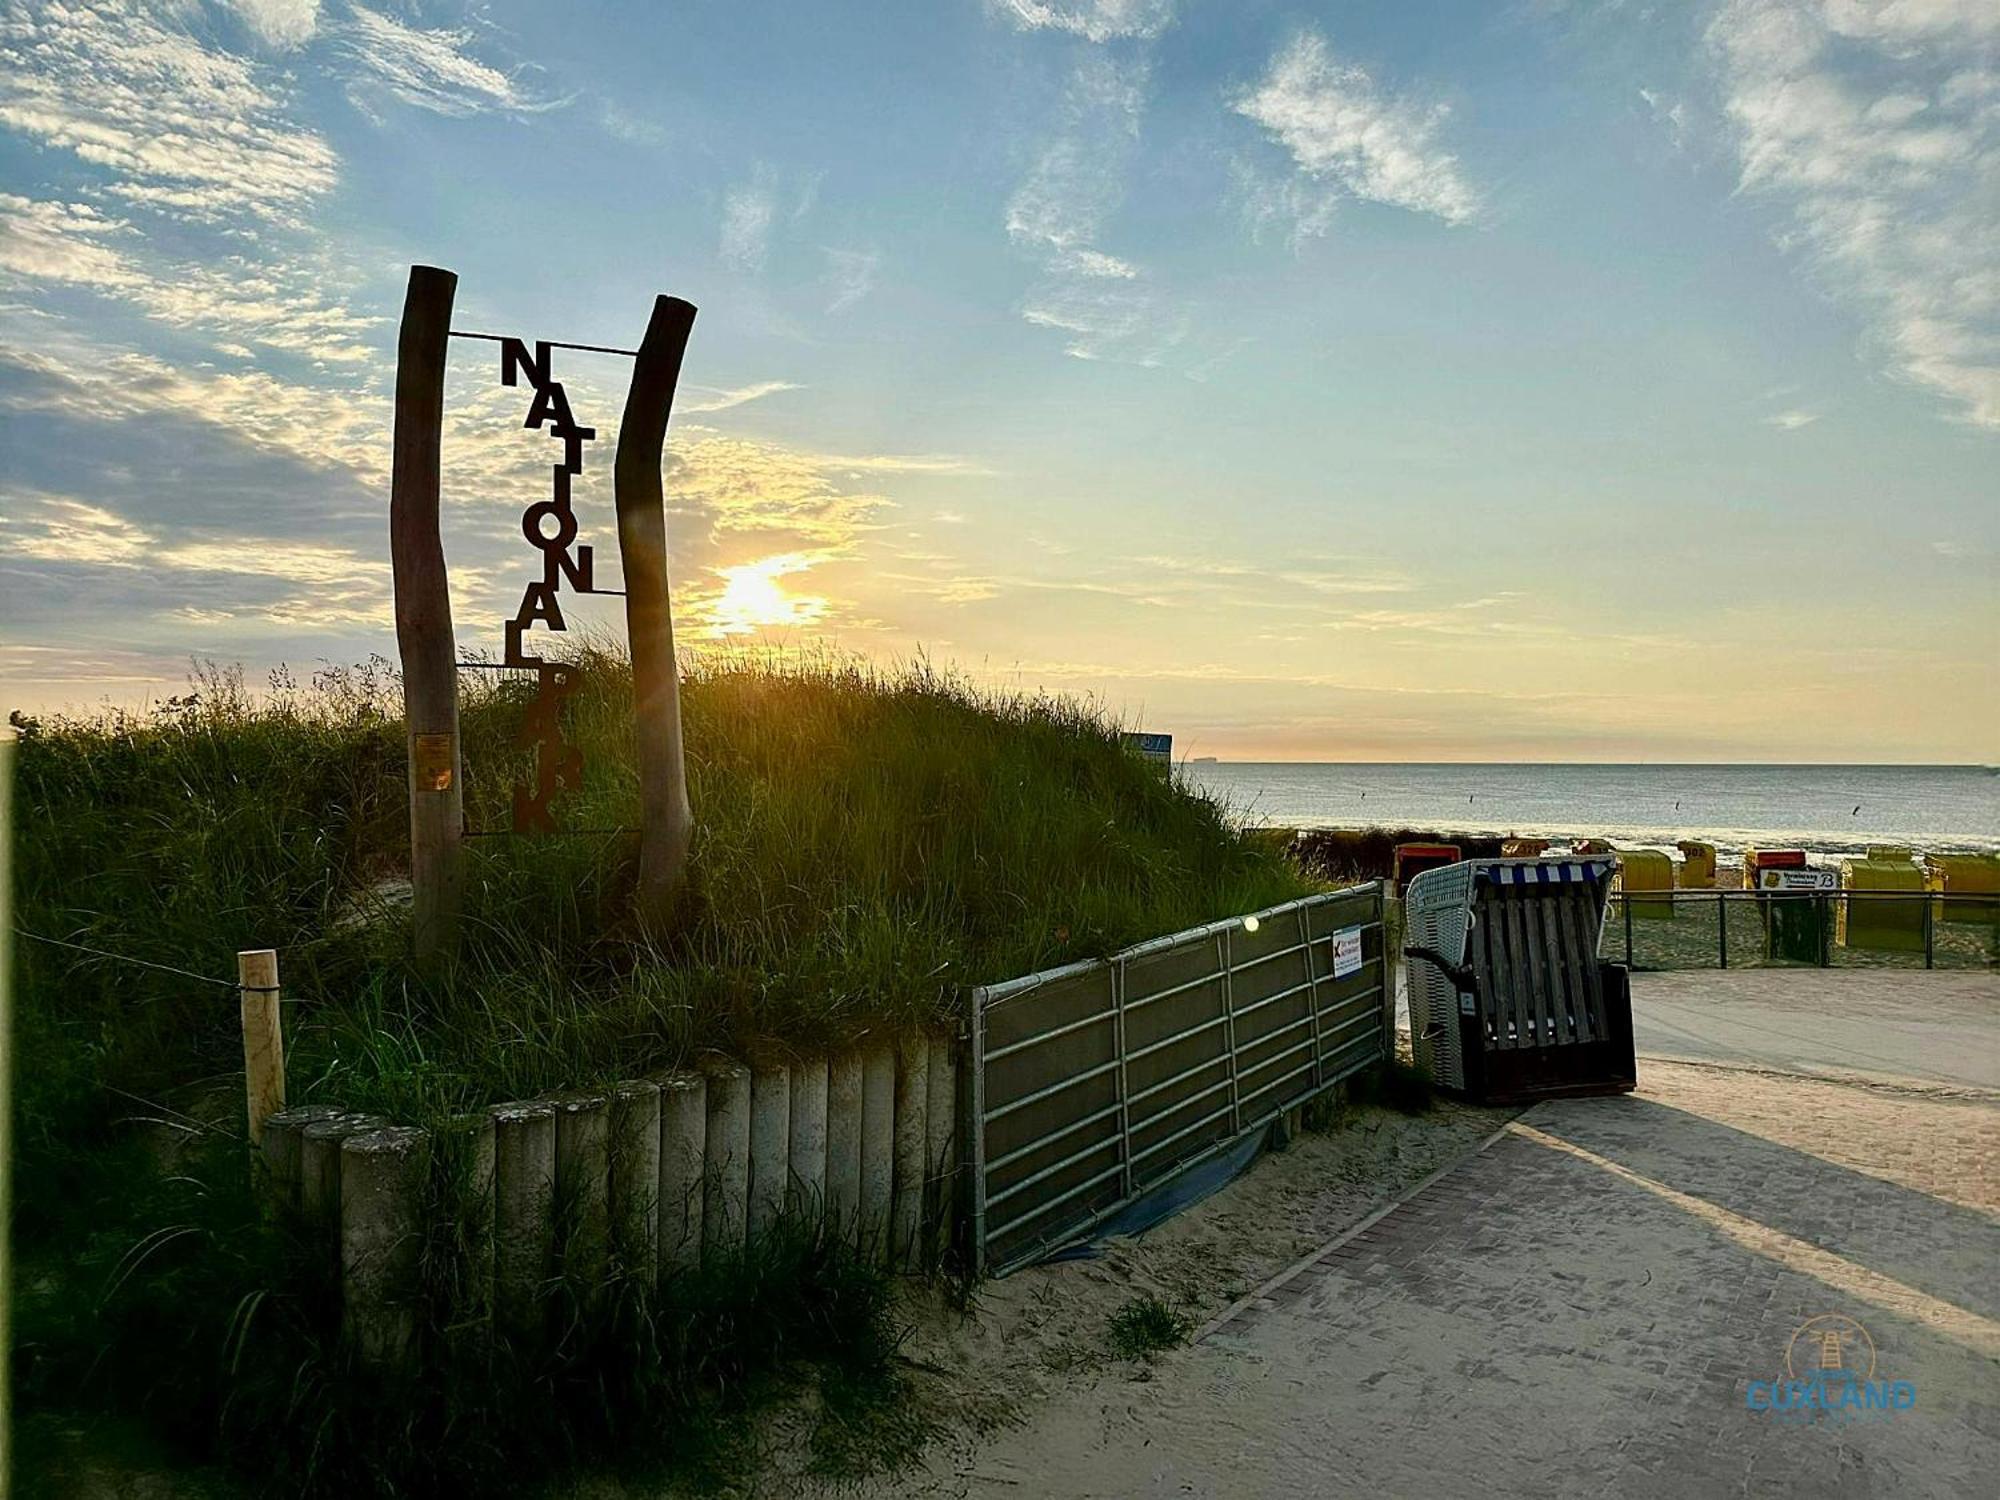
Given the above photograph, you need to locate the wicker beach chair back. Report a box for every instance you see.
[1404,858,1635,1103]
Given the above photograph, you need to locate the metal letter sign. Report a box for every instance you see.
[394,267,699,957]
[495,337,602,833]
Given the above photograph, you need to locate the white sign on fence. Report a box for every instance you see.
[1331,924,1363,978]
[1759,868,1837,892]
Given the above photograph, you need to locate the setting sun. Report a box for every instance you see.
[708,553,830,637]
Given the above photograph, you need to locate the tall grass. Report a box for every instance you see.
[11,649,1314,1493]
[16,652,1309,1131]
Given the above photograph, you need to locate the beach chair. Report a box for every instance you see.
[1402,858,1636,1104]
[1392,841,1460,897]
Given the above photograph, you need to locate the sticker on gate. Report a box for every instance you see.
[1331,925,1363,978]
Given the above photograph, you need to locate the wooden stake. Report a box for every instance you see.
[390,263,463,964]
[614,295,698,933]
[237,948,285,1145]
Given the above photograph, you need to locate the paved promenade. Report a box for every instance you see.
[911,974,2000,1498]
[1628,969,2000,1090]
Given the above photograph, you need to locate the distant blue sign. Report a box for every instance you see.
[1122,732,1172,766]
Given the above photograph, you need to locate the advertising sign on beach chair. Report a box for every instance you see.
[1402,858,1637,1105]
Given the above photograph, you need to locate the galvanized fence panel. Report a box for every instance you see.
[967,883,1387,1276]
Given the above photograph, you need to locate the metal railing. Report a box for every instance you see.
[966,882,1388,1277]
[1600,888,1999,972]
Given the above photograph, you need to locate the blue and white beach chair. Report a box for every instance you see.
[1402,858,1636,1104]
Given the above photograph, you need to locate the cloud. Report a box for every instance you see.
[1764,408,1820,429]
[339,5,539,118]
[0,0,339,225]
[0,487,392,627]
[231,0,320,49]
[1008,51,1187,362]
[0,5,384,364]
[1705,0,2000,426]
[1007,53,1146,260]
[679,380,804,415]
[1228,157,1340,250]
[718,165,824,275]
[720,172,778,270]
[1639,86,1690,148]
[809,451,992,476]
[597,97,668,147]
[1234,31,1480,227]
[0,341,390,482]
[668,434,895,548]
[823,247,881,312]
[0,196,139,288]
[0,494,152,565]
[990,1,1176,43]
[0,196,378,362]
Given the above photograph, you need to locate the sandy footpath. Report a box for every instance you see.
[620,1090,1516,1498]
[846,1056,2000,1499]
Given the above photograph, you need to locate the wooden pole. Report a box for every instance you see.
[614,295,698,933]
[237,948,286,1145]
[390,264,463,964]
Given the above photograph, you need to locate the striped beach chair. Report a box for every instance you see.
[1402,858,1636,1104]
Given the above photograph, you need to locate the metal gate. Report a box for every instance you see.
[966,883,1388,1276]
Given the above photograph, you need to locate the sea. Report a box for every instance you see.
[1180,763,2000,858]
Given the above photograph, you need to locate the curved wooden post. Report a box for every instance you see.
[390,264,462,963]
[614,295,697,932]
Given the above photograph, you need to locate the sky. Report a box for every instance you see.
[0,0,1994,762]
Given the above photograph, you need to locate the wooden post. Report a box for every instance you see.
[390,263,463,964]
[237,949,285,1145]
[614,295,698,933]
[341,1125,430,1373]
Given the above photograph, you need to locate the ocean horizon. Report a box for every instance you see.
[1181,762,2000,857]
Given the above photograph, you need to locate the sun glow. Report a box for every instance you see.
[708,553,830,637]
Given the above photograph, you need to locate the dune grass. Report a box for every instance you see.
[15,651,1309,1139]
[10,648,1314,1494]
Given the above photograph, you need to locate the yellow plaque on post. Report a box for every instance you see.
[414,733,454,792]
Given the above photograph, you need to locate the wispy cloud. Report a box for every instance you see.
[717,166,820,274]
[1008,51,1186,362]
[823,247,881,312]
[1228,157,1340,250]
[1638,86,1690,149]
[721,170,779,270]
[1234,31,1480,228]
[810,452,992,476]
[991,1,1175,43]
[1764,407,1819,429]
[340,5,544,120]
[1705,0,2000,427]
[679,380,804,415]
[596,97,668,147]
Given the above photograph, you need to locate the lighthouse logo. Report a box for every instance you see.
[1746,1313,1916,1422]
